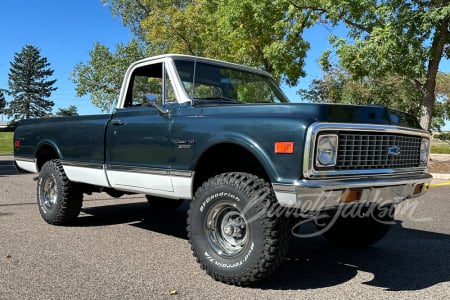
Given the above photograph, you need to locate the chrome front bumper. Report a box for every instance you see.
[272,173,432,211]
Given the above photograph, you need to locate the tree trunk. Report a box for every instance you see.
[420,90,435,130]
[418,17,448,131]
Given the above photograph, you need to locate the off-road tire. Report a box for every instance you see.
[317,204,395,248]
[145,195,184,210]
[37,159,83,225]
[187,172,290,286]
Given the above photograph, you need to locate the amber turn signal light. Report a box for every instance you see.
[340,189,362,203]
[274,142,294,154]
[413,184,424,195]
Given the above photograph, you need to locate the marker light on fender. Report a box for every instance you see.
[274,142,294,154]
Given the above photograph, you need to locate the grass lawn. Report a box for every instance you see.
[0,132,13,155]
[430,136,450,154]
[431,144,450,154]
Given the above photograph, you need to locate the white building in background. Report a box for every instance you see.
[0,120,7,129]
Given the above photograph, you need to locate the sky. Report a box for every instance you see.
[0,0,449,128]
[0,0,132,119]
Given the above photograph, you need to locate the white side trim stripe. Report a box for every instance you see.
[15,160,38,173]
[63,165,110,187]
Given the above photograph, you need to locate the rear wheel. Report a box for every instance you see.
[187,172,290,286]
[317,204,395,248]
[37,160,83,225]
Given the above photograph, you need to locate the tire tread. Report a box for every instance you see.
[187,172,290,286]
[38,159,82,225]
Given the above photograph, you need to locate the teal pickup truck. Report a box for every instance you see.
[14,54,432,285]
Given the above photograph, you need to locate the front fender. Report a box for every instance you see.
[193,132,282,183]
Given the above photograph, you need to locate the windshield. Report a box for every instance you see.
[174,59,290,104]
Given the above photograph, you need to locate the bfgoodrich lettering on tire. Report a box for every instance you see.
[187,172,290,286]
[37,159,83,225]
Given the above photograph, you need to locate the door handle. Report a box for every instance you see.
[111,120,125,126]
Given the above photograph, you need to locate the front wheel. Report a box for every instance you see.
[187,173,290,286]
[37,160,83,225]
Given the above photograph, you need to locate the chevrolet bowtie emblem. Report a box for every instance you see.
[387,146,401,156]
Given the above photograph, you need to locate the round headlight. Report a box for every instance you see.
[317,135,337,166]
[420,139,430,163]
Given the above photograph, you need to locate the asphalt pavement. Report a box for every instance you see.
[0,156,449,299]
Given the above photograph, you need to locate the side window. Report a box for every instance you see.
[125,62,176,107]
[131,76,162,106]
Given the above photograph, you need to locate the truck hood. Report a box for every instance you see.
[200,103,422,130]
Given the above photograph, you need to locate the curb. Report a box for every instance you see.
[430,153,450,161]
[430,173,450,180]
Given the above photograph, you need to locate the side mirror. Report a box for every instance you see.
[144,93,169,115]
[144,93,158,103]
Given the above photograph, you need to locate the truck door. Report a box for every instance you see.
[105,61,178,193]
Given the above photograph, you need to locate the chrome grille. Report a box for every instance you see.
[336,133,422,170]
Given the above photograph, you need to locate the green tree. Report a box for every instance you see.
[299,65,422,115]
[0,90,6,115]
[139,0,311,85]
[436,132,450,145]
[77,0,317,111]
[71,39,151,112]
[102,0,149,40]
[55,105,79,117]
[6,45,56,121]
[299,66,450,130]
[433,72,450,130]
[85,0,450,119]
[293,0,450,130]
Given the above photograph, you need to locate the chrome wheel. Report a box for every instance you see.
[42,176,58,210]
[206,202,249,257]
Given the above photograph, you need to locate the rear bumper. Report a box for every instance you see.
[272,173,432,211]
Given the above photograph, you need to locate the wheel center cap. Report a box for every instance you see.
[223,224,234,236]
